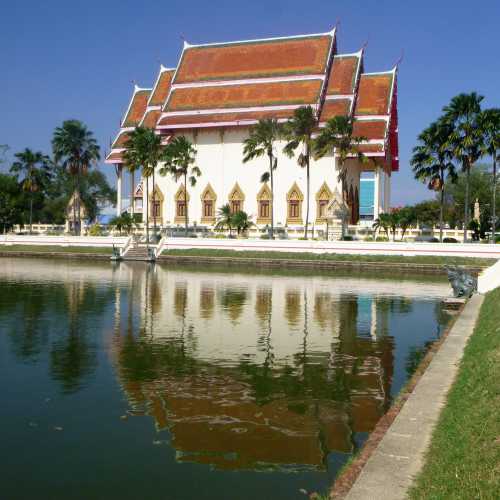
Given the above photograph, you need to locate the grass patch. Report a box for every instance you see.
[0,245,113,254]
[409,287,500,499]
[163,248,495,268]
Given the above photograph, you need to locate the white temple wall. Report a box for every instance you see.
[142,127,361,230]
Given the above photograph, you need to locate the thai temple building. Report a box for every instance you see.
[105,27,398,235]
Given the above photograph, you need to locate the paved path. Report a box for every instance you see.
[345,294,484,500]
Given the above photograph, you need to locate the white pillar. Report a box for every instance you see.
[373,168,381,219]
[116,164,123,216]
[384,171,391,212]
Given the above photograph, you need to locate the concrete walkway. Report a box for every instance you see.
[345,293,484,500]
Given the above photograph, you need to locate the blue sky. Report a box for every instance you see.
[1,0,499,205]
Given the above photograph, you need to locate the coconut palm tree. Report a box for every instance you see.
[283,106,317,239]
[314,115,367,218]
[52,120,100,235]
[443,93,484,242]
[479,108,500,242]
[231,210,255,236]
[243,118,283,239]
[123,127,162,247]
[215,203,234,236]
[10,149,51,233]
[160,136,200,237]
[411,119,457,242]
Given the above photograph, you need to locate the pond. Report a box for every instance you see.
[0,258,451,500]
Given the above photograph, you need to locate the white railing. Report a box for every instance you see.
[154,236,167,258]
[119,235,134,257]
[478,260,500,293]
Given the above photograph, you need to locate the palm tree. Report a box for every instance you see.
[52,120,100,235]
[314,115,367,216]
[411,119,457,242]
[243,118,283,239]
[123,127,162,247]
[215,203,234,236]
[10,149,50,233]
[232,210,255,236]
[283,106,317,239]
[443,93,484,242]
[160,136,200,236]
[479,108,500,242]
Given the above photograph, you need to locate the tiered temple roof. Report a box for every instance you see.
[106,27,398,171]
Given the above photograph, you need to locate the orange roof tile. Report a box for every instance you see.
[141,109,162,129]
[353,119,387,140]
[158,108,295,128]
[174,35,333,84]
[111,130,130,149]
[355,73,393,115]
[326,55,360,95]
[356,144,384,153]
[149,70,175,107]
[319,98,351,122]
[166,79,322,112]
[122,89,151,127]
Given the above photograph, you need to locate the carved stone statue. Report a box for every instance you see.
[445,265,477,298]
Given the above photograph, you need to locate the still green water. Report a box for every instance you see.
[0,258,451,500]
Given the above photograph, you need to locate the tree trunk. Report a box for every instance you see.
[130,170,135,219]
[304,154,310,240]
[464,162,470,243]
[145,176,150,248]
[29,194,33,234]
[73,175,78,236]
[269,153,274,239]
[76,170,81,236]
[492,151,497,244]
[152,171,157,242]
[184,172,188,237]
[439,167,444,243]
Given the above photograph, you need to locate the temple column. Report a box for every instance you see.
[373,168,381,219]
[116,164,123,216]
[384,171,391,212]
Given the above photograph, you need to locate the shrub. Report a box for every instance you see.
[88,224,103,236]
[214,233,227,239]
[429,237,439,243]
[375,236,389,242]
[443,237,458,243]
[342,235,354,241]
[363,236,374,242]
[495,235,500,244]
[260,234,270,240]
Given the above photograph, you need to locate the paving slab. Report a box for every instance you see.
[344,294,484,500]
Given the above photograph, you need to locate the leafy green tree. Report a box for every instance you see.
[160,136,200,236]
[411,119,457,242]
[214,203,234,236]
[372,212,393,240]
[243,118,284,239]
[123,127,162,246]
[231,210,255,236]
[314,115,367,199]
[413,200,441,227]
[109,212,135,235]
[479,108,500,240]
[283,106,317,239]
[443,93,484,242]
[52,120,100,235]
[0,173,24,232]
[10,149,51,233]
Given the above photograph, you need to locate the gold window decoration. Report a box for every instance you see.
[286,182,304,225]
[228,182,245,214]
[148,185,164,225]
[200,183,217,225]
[174,184,190,224]
[256,183,272,224]
[315,181,333,223]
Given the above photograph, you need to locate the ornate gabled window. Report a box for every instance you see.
[148,185,164,224]
[174,184,190,224]
[286,182,304,225]
[315,181,333,223]
[228,182,245,214]
[256,183,272,224]
[200,183,217,225]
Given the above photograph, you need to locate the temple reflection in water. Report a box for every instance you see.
[106,262,447,473]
